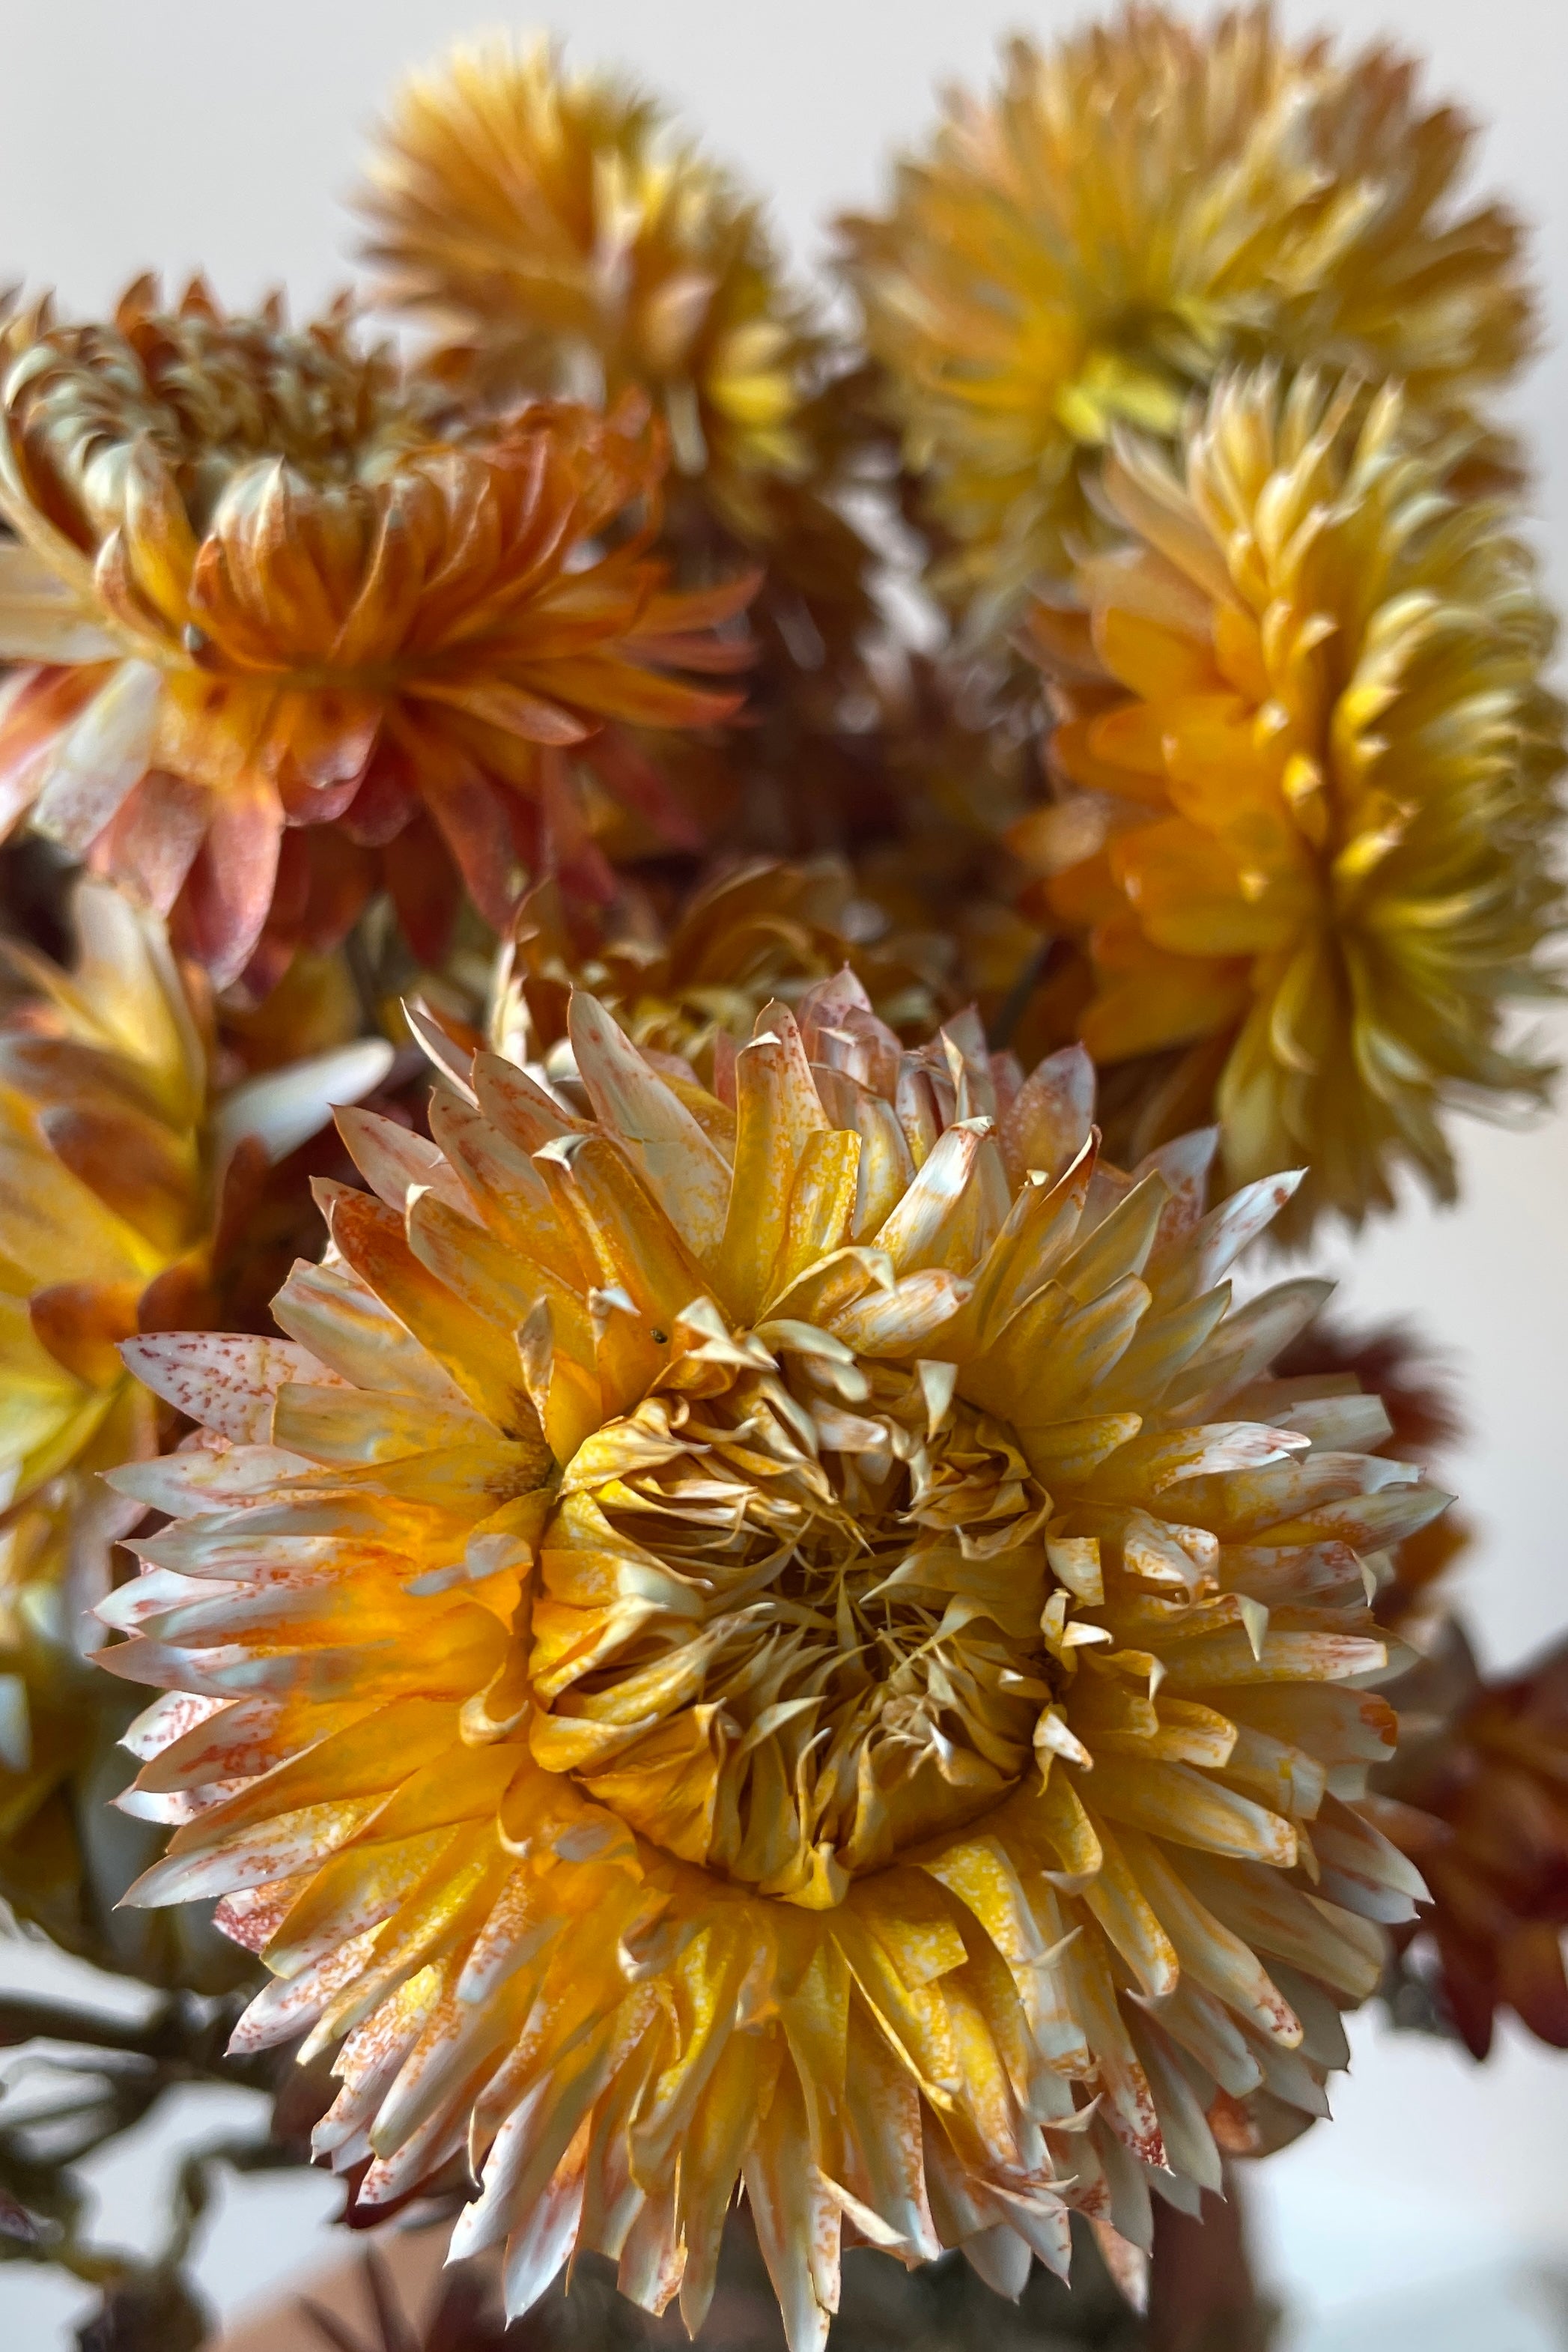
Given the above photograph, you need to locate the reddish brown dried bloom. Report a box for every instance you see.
[1398,1639,1568,2058]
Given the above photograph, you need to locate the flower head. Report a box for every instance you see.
[362,40,824,535]
[1016,368,1563,1235]
[0,279,753,983]
[1386,1632,1568,2061]
[359,40,875,691]
[842,4,1533,636]
[103,975,1437,2337]
[488,859,947,1088]
[0,879,389,1972]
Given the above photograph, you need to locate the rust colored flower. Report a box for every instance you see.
[101,976,1435,2340]
[842,4,1534,639]
[1391,1635,1568,2061]
[1017,368,1562,1236]
[0,880,389,1972]
[0,279,753,985]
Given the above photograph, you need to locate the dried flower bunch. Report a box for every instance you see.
[0,9,1562,2351]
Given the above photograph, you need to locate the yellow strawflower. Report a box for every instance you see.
[103,976,1435,2334]
[1016,366,1563,1234]
[0,879,389,1972]
[842,4,1533,638]
[359,39,874,687]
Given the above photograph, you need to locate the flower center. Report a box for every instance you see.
[530,1355,1058,1907]
[19,317,439,542]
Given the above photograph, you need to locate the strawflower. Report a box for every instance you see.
[0,879,389,1974]
[359,40,875,711]
[0,279,753,984]
[1385,1631,1568,2061]
[488,859,947,1088]
[842,3,1533,638]
[101,974,1437,2340]
[1016,367,1563,1235]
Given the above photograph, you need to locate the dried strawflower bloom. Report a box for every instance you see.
[1016,368,1562,1236]
[103,976,1437,2340]
[359,40,875,692]
[0,881,389,1971]
[1390,1633,1568,2060]
[488,859,946,1085]
[0,279,753,984]
[362,38,826,538]
[842,4,1533,636]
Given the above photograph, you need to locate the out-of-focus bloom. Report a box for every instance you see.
[1017,368,1563,1236]
[0,881,390,1974]
[485,845,1051,1119]
[1388,1633,1568,2061]
[488,859,947,1086]
[360,39,828,535]
[841,4,1533,639]
[359,40,875,695]
[103,976,1436,2340]
[0,279,753,985]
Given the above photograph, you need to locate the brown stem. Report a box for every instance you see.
[1147,2170,1279,2352]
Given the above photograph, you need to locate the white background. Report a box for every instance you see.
[0,4,1565,2346]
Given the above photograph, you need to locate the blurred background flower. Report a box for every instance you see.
[841,4,1534,644]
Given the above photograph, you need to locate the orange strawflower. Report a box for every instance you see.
[356,37,880,868]
[358,39,875,665]
[0,280,753,985]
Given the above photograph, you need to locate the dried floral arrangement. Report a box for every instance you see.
[0,9,1563,2349]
